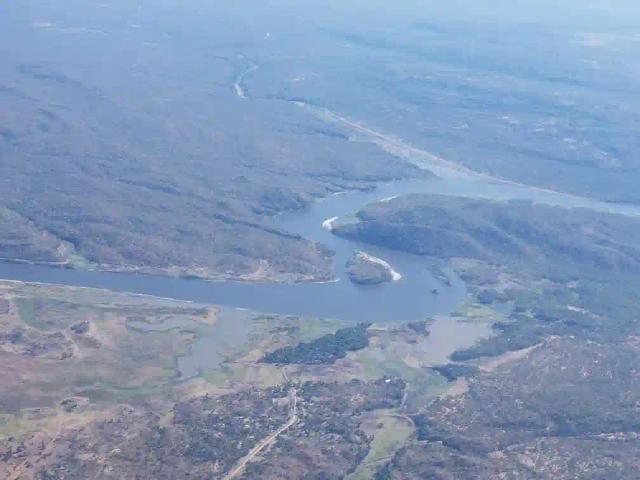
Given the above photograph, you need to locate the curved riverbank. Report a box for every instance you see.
[2,170,640,380]
[2,171,640,324]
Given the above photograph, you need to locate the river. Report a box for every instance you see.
[2,174,638,324]
[2,120,640,378]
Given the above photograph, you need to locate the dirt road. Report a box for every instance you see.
[224,370,298,479]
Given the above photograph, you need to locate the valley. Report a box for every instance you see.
[1,0,640,478]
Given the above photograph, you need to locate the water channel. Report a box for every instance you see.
[2,159,640,378]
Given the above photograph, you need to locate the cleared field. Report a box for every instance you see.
[347,410,414,480]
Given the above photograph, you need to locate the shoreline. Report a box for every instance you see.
[355,251,403,282]
[322,216,338,231]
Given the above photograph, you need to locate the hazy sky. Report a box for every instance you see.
[266,0,640,30]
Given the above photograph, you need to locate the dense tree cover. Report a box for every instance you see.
[431,363,479,382]
[262,323,371,365]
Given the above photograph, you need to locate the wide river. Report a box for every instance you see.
[2,173,639,325]
[3,134,640,377]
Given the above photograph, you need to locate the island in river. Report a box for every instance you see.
[346,251,402,285]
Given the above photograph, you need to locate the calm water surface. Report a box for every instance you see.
[2,174,639,377]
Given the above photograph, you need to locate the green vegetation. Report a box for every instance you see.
[0,281,211,429]
[334,194,640,479]
[346,251,394,285]
[334,194,640,275]
[380,338,640,479]
[15,297,36,327]
[347,412,414,480]
[431,363,479,381]
[244,379,406,480]
[335,194,640,361]
[262,323,371,365]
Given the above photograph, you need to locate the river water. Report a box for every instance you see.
[2,175,638,323]
[2,142,640,377]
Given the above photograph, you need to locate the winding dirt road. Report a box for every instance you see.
[224,370,298,479]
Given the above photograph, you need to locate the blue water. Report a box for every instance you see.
[3,174,639,377]
[2,175,639,324]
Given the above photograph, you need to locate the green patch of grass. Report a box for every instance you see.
[15,297,38,328]
[76,381,167,404]
[350,347,449,412]
[0,414,44,440]
[66,253,94,270]
[403,373,448,412]
[202,368,234,386]
[296,317,347,341]
[347,411,414,480]
[354,348,417,381]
